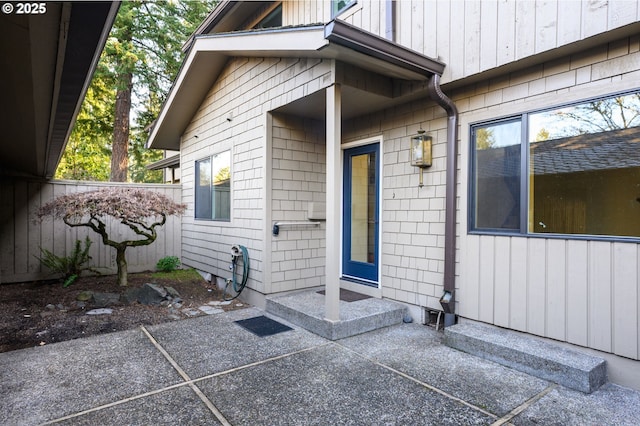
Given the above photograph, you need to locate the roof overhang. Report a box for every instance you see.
[147,20,445,151]
[0,1,119,179]
[147,154,181,170]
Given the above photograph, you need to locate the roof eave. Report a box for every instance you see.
[324,20,445,78]
[147,20,445,151]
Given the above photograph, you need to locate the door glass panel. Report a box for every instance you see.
[343,143,379,283]
[350,153,376,264]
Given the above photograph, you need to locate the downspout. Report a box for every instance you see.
[427,74,458,327]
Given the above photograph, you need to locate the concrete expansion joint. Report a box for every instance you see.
[335,341,498,420]
[490,384,557,426]
[140,326,231,425]
[40,328,333,426]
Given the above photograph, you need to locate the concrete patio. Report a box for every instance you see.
[1,306,639,425]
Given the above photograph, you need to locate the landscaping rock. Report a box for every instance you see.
[76,291,93,302]
[181,308,201,317]
[165,286,180,298]
[136,283,167,305]
[198,306,223,315]
[122,287,141,304]
[92,292,121,307]
[86,308,113,315]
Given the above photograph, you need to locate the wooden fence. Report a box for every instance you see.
[0,179,182,284]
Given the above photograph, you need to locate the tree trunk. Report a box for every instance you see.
[116,247,128,286]
[110,71,133,182]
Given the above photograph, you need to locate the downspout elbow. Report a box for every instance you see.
[427,74,459,324]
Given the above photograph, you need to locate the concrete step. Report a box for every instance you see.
[444,322,607,394]
[265,290,405,340]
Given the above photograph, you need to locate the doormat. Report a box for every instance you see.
[235,315,293,337]
[317,289,372,302]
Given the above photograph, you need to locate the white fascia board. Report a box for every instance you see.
[195,26,329,56]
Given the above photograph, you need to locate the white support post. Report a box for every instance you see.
[325,83,341,322]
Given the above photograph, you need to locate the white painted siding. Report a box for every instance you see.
[0,180,182,284]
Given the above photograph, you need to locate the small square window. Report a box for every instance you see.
[332,0,356,18]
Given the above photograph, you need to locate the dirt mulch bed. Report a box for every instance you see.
[0,270,246,354]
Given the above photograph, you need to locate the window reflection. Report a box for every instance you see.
[473,120,522,230]
[472,91,640,238]
[195,151,231,221]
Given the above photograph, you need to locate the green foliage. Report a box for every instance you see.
[57,0,216,183]
[38,237,97,287]
[56,80,115,181]
[37,187,187,287]
[156,256,181,272]
[475,128,495,150]
[150,268,202,282]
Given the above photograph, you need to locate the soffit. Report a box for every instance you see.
[0,1,118,179]
[147,21,445,150]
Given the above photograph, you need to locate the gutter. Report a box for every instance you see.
[427,74,459,327]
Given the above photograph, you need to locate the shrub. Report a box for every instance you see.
[37,187,186,286]
[38,237,98,287]
[156,256,181,272]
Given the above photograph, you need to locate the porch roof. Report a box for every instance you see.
[147,20,445,151]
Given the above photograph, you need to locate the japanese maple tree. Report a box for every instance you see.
[38,187,186,286]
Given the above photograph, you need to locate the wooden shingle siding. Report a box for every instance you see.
[181,56,334,293]
[271,114,326,293]
[0,180,182,284]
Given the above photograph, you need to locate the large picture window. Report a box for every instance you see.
[471,90,640,239]
[195,151,231,221]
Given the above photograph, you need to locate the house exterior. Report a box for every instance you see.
[147,0,640,389]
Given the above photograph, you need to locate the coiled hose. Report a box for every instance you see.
[224,245,249,301]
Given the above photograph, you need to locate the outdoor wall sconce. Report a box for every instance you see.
[410,129,432,187]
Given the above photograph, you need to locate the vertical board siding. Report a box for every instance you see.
[509,237,528,332]
[566,240,589,346]
[350,0,639,84]
[463,235,639,359]
[545,239,567,341]
[612,243,639,359]
[0,180,182,284]
[527,238,547,337]
[493,237,511,328]
[287,1,636,84]
[456,33,640,360]
[589,241,613,352]
[478,235,495,323]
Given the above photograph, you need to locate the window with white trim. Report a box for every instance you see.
[195,151,231,221]
[471,90,640,238]
[331,0,356,18]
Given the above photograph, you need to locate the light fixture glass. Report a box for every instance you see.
[410,130,432,168]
